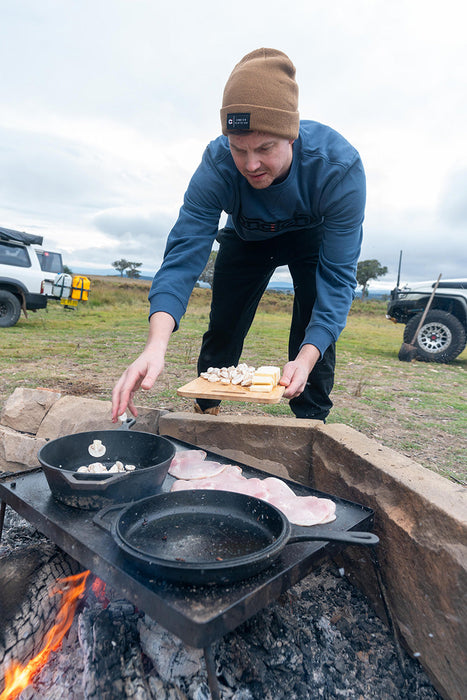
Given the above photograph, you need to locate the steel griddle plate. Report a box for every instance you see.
[0,438,374,648]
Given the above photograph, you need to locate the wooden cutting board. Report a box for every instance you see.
[177,377,285,404]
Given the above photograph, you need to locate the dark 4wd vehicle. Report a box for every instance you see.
[387,279,467,363]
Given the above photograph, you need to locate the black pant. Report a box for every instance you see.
[196,228,335,420]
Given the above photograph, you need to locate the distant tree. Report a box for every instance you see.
[126,261,143,279]
[199,251,217,287]
[112,258,131,276]
[63,264,73,275]
[357,259,388,299]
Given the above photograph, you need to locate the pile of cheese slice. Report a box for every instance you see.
[250,365,281,393]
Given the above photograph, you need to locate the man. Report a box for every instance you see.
[112,48,366,422]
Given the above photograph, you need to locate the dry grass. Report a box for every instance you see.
[1,277,465,484]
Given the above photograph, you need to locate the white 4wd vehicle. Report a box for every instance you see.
[0,226,86,328]
[387,278,467,362]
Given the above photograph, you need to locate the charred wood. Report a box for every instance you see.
[78,601,151,700]
[0,540,80,672]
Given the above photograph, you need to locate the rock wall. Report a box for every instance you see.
[159,412,467,700]
[310,423,467,700]
[0,388,167,473]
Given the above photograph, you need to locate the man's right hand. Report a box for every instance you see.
[111,311,176,422]
[111,350,164,421]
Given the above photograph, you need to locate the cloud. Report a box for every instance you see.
[0,0,465,288]
[438,168,467,229]
[362,199,465,285]
[0,128,120,212]
[90,206,176,272]
[0,116,204,272]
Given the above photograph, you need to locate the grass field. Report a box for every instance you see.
[1,276,466,484]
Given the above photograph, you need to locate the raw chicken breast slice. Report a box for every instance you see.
[261,477,297,508]
[170,465,243,490]
[171,478,199,492]
[218,476,270,500]
[168,458,227,480]
[169,449,207,470]
[261,477,336,526]
[276,495,336,526]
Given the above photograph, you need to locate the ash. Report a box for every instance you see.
[1,509,441,700]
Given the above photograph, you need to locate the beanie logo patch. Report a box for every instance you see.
[226,112,250,130]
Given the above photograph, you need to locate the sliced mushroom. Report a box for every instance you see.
[87,461,107,473]
[200,362,258,387]
[88,439,106,458]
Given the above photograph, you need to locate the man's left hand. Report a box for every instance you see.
[279,344,321,398]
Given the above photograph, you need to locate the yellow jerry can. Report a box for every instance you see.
[71,275,91,301]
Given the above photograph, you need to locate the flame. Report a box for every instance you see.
[0,570,90,700]
[91,576,109,608]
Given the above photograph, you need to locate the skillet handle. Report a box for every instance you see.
[92,502,126,532]
[288,530,379,546]
[59,470,129,490]
[118,417,136,431]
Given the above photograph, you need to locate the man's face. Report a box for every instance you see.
[228,132,294,189]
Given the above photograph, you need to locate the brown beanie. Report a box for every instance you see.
[221,48,299,140]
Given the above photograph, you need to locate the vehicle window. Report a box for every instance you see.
[36,250,64,273]
[0,242,31,267]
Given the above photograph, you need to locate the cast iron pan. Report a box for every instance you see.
[38,418,175,510]
[93,490,379,585]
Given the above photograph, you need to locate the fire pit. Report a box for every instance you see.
[0,439,441,699]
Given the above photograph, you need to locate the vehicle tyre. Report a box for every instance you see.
[0,290,22,327]
[403,310,466,363]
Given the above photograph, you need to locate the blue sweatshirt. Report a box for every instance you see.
[149,120,366,356]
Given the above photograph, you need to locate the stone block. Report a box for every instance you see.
[0,425,47,472]
[0,388,61,435]
[159,412,321,484]
[311,422,467,700]
[36,396,168,440]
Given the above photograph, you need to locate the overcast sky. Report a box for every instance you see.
[1,0,465,288]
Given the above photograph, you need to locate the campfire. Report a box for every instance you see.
[0,420,444,700]
[1,571,90,700]
[0,509,440,700]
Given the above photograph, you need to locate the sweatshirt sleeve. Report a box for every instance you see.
[148,147,232,328]
[301,156,366,354]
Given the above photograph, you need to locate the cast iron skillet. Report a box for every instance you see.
[38,418,175,510]
[93,489,379,585]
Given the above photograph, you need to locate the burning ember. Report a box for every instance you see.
[0,570,90,700]
[91,575,109,608]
